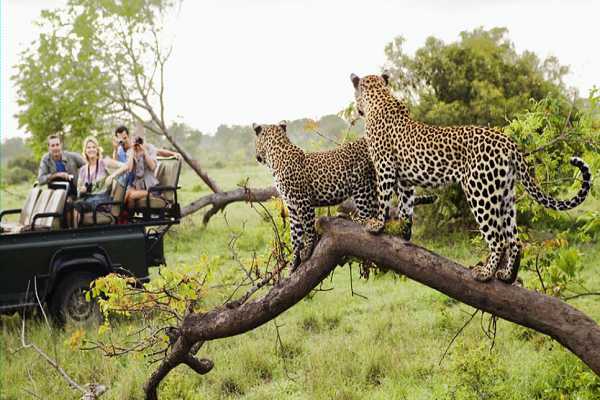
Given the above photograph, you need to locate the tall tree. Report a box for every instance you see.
[13,0,222,192]
[384,27,571,127]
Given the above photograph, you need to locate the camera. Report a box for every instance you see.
[84,182,93,193]
[118,140,124,146]
[134,136,144,145]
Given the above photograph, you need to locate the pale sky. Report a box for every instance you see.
[2,0,599,141]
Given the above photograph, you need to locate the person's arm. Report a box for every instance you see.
[37,156,65,185]
[112,136,119,160]
[127,149,135,172]
[37,157,51,185]
[141,145,157,172]
[77,166,87,194]
[104,158,127,181]
[156,148,181,159]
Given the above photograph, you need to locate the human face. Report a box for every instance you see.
[85,141,99,161]
[117,131,130,149]
[48,138,62,159]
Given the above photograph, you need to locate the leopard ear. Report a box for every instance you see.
[278,120,287,132]
[381,72,390,86]
[252,123,262,136]
[350,73,360,89]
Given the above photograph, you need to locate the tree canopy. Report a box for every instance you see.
[384,27,571,127]
[12,0,176,157]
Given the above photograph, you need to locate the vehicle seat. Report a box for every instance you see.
[4,189,54,234]
[0,187,41,233]
[36,188,68,230]
[80,179,126,226]
[134,157,181,218]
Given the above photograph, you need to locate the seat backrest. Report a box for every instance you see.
[20,187,42,225]
[154,157,181,202]
[109,179,126,217]
[30,189,53,228]
[38,189,67,229]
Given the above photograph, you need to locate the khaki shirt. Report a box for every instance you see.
[37,151,86,186]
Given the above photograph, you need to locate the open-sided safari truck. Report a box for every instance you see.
[0,157,182,323]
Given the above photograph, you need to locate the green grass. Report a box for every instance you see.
[1,164,600,399]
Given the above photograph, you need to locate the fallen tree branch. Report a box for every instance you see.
[180,186,436,222]
[145,217,600,398]
[181,186,279,221]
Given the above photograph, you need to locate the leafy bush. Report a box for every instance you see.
[3,167,34,185]
[417,92,600,236]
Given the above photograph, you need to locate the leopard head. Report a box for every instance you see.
[253,122,288,168]
[351,73,411,118]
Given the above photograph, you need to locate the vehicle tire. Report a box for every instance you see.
[50,271,102,325]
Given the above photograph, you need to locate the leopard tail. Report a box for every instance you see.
[514,151,591,211]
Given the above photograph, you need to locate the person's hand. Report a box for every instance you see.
[174,152,182,160]
[80,184,87,194]
[55,172,69,180]
[112,136,119,150]
[136,143,146,155]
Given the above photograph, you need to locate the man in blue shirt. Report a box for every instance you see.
[37,135,85,192]
[112,125,130,163]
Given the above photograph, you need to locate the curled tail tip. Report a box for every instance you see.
[570,156,592,180]
[570,156,587,168]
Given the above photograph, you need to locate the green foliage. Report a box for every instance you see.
[537,361,600,400]
[506,91,600,231]
[1,155,38,185]
[442,344,509,400]
[0,137,33,166]
[12,7,112,157]
[521,237,585,297]
[1,165,599,399]
[3,168,34,186]
[90,260,213,323]
[385,27,569,127]
[12,0,175,157]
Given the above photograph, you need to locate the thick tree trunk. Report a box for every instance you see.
[145,217,600,399]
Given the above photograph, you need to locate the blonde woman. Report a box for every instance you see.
[73,136,127,227]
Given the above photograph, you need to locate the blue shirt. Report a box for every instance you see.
[116,144,127,163]
[54,159,66,172]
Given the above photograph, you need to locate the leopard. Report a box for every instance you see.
[253,122,435,270]
[350,73,592,283]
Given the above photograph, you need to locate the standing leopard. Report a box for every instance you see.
[253,122,434,270]
[350,73,592,283]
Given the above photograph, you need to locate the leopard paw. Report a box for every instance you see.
[365,218,384,233]
[471,264,494,282]
[351,216,369,226]
[495,267,512,282]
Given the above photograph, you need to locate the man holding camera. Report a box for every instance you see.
[112,125,182,162]
[123,134,159,209]
[112,124,182,211]
[38,134,85,196]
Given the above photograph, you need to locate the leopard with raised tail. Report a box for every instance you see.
[350,73,591,283]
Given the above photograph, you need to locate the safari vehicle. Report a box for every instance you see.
[0,157,182,323]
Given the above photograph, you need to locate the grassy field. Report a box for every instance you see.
[1,164,600,399]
